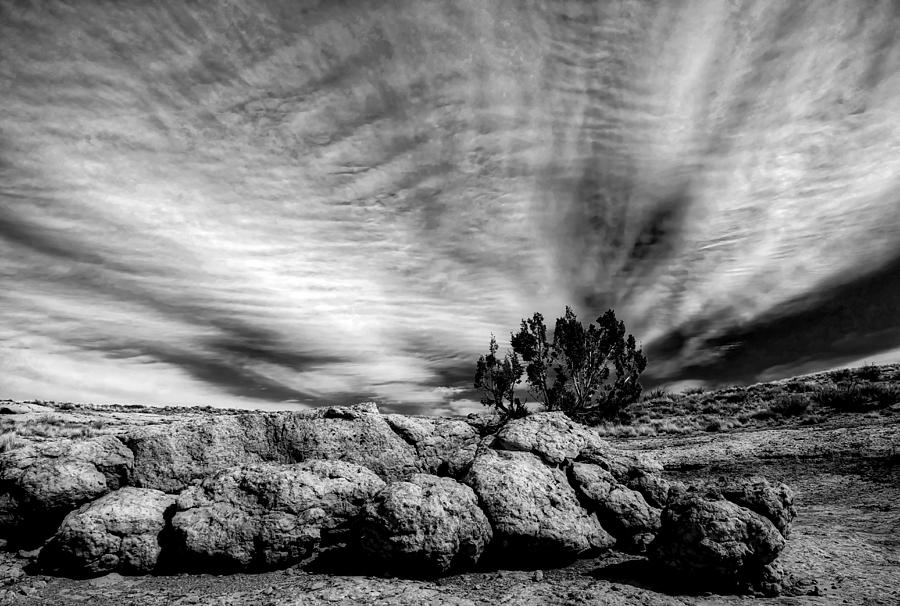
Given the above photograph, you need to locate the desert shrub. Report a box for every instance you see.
[643,388,671,401]
[770,393,811,417]
[474,335,527,419]
[509,306,647,422]
[35,413,64,426]
[855,364,882,382]
[828,368,852,382]
[813,382,900,412]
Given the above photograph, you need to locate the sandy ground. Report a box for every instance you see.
[1,411,898,605]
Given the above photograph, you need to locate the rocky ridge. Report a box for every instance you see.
[0,404,797,594]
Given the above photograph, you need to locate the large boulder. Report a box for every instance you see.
[569,462,661,552]
[464,448,613,564]
[40,487,175,576]
[169,460,384,572]
[357,474,492,576]
[0,435,133,546]
[382,415,479,478]
[649,488,786,581]
[125,403,421,493]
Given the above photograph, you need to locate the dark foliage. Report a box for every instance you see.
[769,393,811,417]
[856,364,882,382]
[813,382,900,412]
[473,335,527,419]
[508,306,647,421]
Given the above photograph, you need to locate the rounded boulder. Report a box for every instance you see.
[358,474,492,576]
[40,487,175,576]
[649,490,785,579]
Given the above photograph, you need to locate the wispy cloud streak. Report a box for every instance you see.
[2,0,900,412]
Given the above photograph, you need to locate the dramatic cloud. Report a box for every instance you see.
[2,1,900,413]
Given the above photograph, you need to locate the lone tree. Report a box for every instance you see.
[475,307,647,422]
[474,335,528,419]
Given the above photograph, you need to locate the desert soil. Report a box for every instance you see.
[1,409,898,605]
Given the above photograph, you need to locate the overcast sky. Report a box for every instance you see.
[2,1,900,414]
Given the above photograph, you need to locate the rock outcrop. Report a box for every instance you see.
[464,447,614,564]
[0,435,133,546]
[125,403,421,493]
[1,405,797,591]
[40,487,175,576]
[357,474,492,576]
[168,460,384,572]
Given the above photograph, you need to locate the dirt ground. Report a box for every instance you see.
[1,412,898,605]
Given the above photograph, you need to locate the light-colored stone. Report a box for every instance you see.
[494,412,595,465]
[464,448,614,562]
[125,403,421,493]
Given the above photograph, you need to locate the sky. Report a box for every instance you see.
[2,0,900,415]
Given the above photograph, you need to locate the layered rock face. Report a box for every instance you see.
[0,405,796,592]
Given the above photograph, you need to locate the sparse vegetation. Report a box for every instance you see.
[0,431,22,452]
[856,364,882,382]
[576,363,900,434]
[769,393,812,417]
[643,388,672,401]
[813,382,900,412]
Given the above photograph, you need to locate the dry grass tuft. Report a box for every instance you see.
[0,431,22,452]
